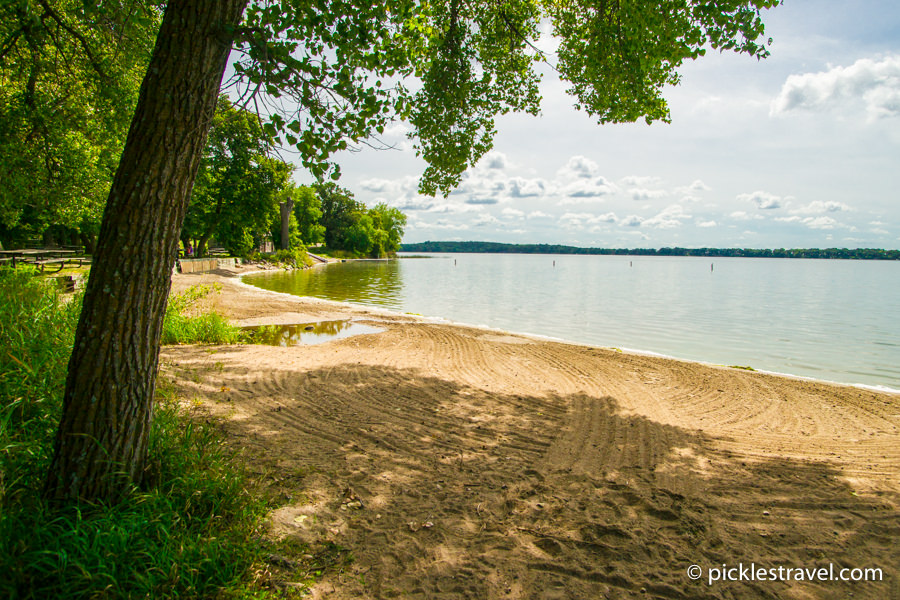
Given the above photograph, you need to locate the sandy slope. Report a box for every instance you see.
[164,268,900,600]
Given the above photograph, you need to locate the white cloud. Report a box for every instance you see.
[629,188,668,201]
[558,176,615,201]
[558,211,618,228]
[508,177,548,198]
[427,202,481,214]
[791,200,852,214]
[360,178,392,193]
[680,180,711,193]
[527,210,553,219]
[739,190,786,210]
[620,175,662,187]
[593,212,618,223]
[697,220,718,228]
[620,215,644,227]
[359,175,430,210]
[642,205,691,229]
[806,216,840,230]
[473,213,500,226]
[770,55,900,120]
[559,212,593,228]
[482,151,512,170]
[502,207,525,219]
[417,219,470,230]
[557,155,600,179]
[775,215,843,230]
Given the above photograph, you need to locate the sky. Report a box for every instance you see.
[309,1,900,249]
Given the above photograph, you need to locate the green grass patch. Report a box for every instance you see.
[243,248,314,269]
[728,365,756,371]
[162,284,248,345]
[0,268,291,599]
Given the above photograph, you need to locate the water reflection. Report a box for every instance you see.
[244,320,383,346]
[246,260,405,310]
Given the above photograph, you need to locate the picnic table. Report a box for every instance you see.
[0,248,83,272]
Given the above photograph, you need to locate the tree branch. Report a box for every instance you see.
[37,0,110,82]
[0,29,23,62]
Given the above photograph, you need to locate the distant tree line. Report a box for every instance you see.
[400,241,900,260]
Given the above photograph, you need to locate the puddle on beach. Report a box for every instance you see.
[243,320,383,346]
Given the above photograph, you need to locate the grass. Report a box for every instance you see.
[0,268,301,599]
[162,283,249,345]
[243,248,314,269]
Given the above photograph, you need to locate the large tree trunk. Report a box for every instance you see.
[44,0,249,504]
[280,199,294,250]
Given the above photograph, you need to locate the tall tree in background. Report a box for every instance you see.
[276,183,325,250]
[293,185,325,247]
[182,95,290,257]
[316,183,365,249]
[43,0,781,503]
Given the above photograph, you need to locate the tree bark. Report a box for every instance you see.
[280,199,294,250]
[197,233,211,258]
[44,0,249,504]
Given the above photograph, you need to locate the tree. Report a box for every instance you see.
[43,0,248,503]
[182,95,290,257]
[278,192,293,251]
[369,203,407,257]
[275,183,323,250]
[316,183,365,249]
[45,0,781,503]
[293,185,324,246]
[0,1,160,250]
[343,212,377,256]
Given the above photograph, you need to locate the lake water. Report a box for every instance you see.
[244,253,900,391]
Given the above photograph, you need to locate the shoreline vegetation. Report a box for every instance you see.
[400,241,900,260]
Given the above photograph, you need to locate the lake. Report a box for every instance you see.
[243,253,900,391]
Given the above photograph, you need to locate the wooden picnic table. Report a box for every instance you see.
[0,248,81,272]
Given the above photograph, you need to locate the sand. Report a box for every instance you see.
[164,266,900,600]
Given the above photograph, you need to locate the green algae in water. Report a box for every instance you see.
[245,320,383,346]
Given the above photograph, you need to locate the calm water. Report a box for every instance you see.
[244,254,900,391]
[243,320,383,346]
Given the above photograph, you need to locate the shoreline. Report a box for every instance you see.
[237,264,900,396]
[166,267,900,599]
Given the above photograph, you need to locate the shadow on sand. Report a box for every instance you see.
[163,347,899,600]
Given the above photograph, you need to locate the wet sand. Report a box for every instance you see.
[164,267,900,599]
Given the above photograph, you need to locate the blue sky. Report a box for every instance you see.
[320,1,900,249]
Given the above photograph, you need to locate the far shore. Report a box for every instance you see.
[166,267,900,599]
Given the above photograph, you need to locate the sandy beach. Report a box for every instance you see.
[165,266,900,599]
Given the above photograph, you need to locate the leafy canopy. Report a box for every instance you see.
[0,0,160,245]
[227,0,780,196]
